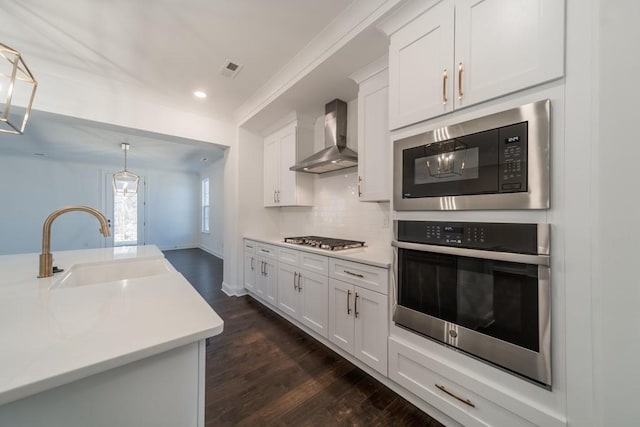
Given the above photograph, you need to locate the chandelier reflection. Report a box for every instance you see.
[424,139,467,178]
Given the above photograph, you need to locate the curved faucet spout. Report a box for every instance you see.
[38,206,111,278]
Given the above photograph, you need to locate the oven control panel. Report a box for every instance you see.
[398,221,540,254]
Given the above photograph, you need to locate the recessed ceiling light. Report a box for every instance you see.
[193,90,207,99]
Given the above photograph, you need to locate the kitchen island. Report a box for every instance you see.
[0,245,223,427]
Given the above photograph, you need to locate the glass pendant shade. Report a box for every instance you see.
[0,42,38,135]
[113,143,139,194]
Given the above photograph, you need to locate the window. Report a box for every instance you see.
[201,178,210,233]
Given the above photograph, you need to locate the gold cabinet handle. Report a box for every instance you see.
[293,271,298,290]
[357,176,362,197]
[354,292,359,318]
[435,384,475,408]
[347,289,352,315]
[344,270,364,278]
[458,62,463,100]
[442,68,448,105]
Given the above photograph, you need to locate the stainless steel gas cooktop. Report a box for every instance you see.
[283,236,365,251]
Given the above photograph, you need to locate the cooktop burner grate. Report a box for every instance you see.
[284,236,366,251]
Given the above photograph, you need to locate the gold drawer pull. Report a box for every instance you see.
[343,270,364,278]
[457,62,463,100]
[435,384,475,408]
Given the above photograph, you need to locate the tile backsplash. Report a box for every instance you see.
[278,169,391,248]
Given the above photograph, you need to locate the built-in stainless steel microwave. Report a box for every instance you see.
[393,100,550,211]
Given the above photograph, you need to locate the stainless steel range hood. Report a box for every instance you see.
[290,99,357,174]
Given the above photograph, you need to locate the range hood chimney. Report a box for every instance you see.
[290,99,357,174]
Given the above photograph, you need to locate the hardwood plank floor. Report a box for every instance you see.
[164,248,443,427]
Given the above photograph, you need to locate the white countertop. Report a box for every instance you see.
[245,237,393,269]
[0,246,223,406]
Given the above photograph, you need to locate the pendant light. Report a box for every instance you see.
[0,42,38,135]
[113,143,139,194]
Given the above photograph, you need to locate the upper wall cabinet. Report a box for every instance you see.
[263,119,314,207]
[380,0,565,130]
[350,56,391,202]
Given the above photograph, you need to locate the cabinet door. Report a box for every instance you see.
[254,258,265,299]
[243,253,257,293]
[298,270,329,338]
[277,126,297,206]
[328,279,355,354]
[354,286,388,375]
[358,71,390,202]
[454,0,564,109]
[263,136,280,207]
[388,0,454,129]
[262,259,278,307]
[277,263,299,318]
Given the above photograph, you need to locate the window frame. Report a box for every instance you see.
[201,178,210,234]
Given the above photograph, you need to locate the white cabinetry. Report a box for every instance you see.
[349,56,391,202]
[382,0,565,129]
[328,260,388,376]
[277,249,329,337]
[244,240,277,306]
[388,337,564,427]
[243,241,257,294]
[263,120,314,207]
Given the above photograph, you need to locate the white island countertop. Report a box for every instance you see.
[0,245,223,406]
[245,237,393,269]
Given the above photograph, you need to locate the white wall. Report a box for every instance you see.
[199,157,225,258]
[0,153,200,255]
[145,169,200,251]
[592,1,640,424]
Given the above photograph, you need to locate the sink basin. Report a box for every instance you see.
[52,257,175,289]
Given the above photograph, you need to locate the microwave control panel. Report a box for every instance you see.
[398,221,539,254]
[498,122,528,193]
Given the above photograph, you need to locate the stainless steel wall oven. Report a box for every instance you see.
[393,100,550,210]
[393,220,551,388]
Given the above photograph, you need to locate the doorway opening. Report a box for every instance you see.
[104,173,147,247]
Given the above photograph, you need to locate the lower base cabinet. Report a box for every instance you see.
[388,337,564,427]
[277,263,329,338]
[244,242,277,307]
[329,278,388,376]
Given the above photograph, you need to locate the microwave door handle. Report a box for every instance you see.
[392,240,550,266]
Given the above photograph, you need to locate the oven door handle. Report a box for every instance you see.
[392,240,550,266]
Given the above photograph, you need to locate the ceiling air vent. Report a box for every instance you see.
[219,59,243,78]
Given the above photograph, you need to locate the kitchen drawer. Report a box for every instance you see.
[299,251,328,275]
[389,337,548,427]
[256,243,277,259]
[278,247,299,266]
[329,258,388,295]
[244,240,256,254]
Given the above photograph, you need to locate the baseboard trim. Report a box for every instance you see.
[199,245,223,259]
[221,281,247,297]
[158,244,198,251]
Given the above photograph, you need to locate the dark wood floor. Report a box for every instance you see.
[164,248,443,427]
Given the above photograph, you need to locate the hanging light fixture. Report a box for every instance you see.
[0,42,38,135]
[113,143,139,194]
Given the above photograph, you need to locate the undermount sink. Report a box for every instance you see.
[52,257,175,289]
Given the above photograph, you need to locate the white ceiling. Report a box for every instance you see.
[0,0,360,170]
